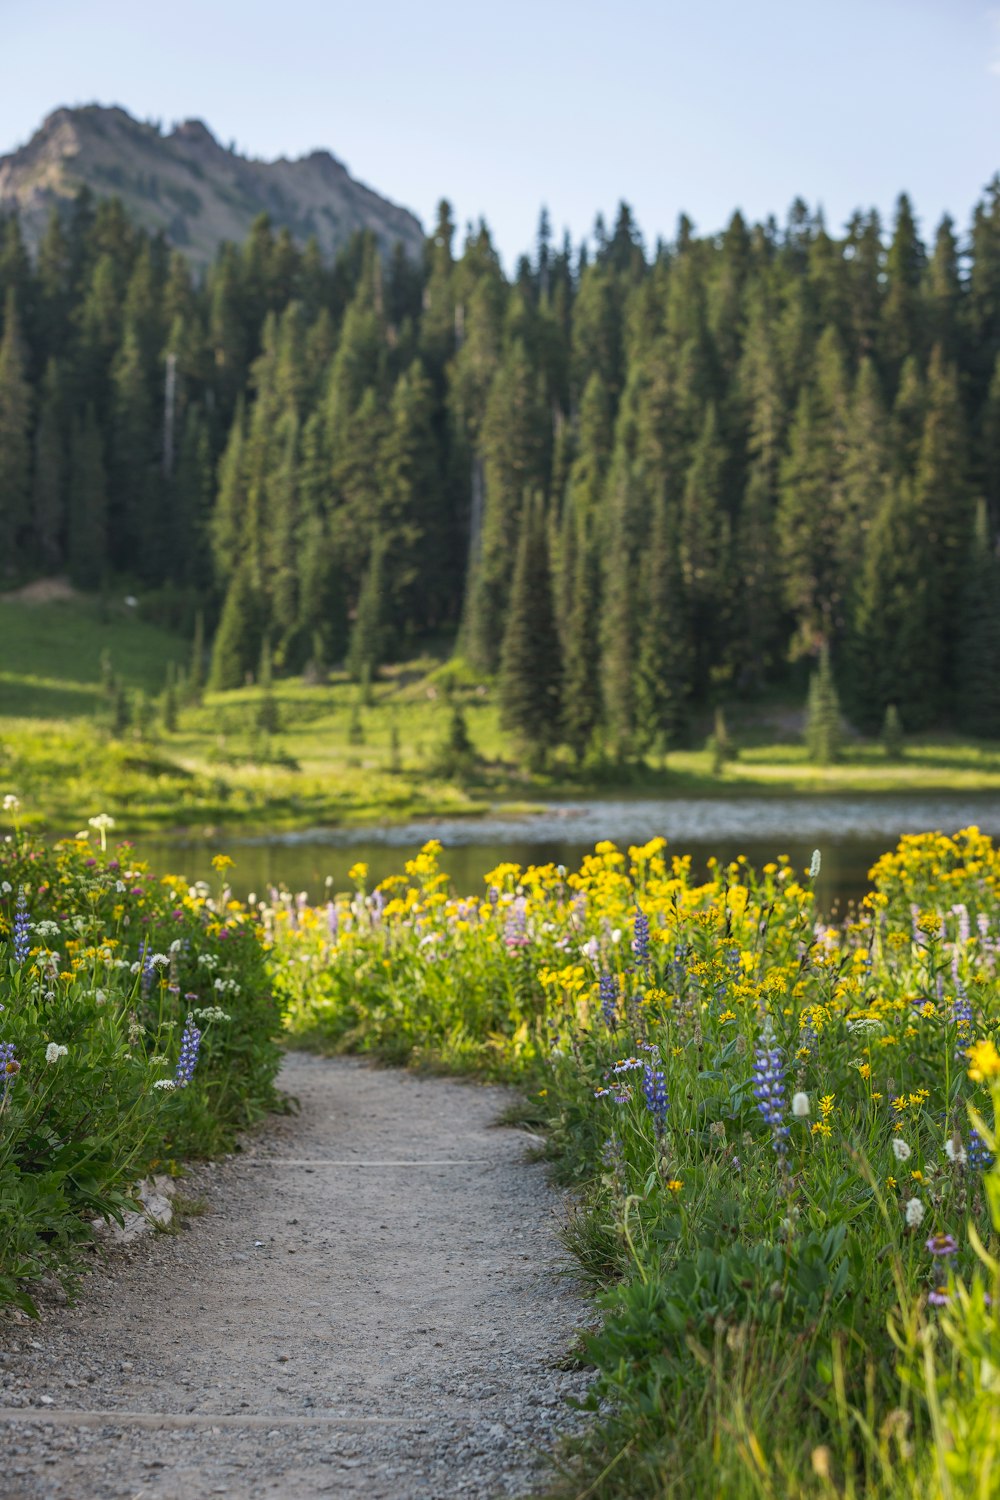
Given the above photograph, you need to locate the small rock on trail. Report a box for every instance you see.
[0,1053,592,1498]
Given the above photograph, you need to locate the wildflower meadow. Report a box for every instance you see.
[0,803,282,1314]
[272,830,1000,1498]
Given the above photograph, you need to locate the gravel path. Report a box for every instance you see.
[0,1054,592,1499]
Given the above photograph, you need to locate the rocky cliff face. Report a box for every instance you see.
[0,105,425,267]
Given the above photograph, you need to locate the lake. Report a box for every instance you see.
[131,793,1000,915]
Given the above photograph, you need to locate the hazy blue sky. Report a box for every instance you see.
[4,0,1000,267]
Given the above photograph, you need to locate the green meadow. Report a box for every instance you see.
[2,594,1000,835]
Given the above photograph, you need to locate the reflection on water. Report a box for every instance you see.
[132,794,1000,915]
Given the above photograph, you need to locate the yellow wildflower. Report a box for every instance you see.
[968,1039,1000,1082]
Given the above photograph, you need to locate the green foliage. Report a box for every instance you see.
[274,830,1000,1497]
[433,702,476,780]
[188,609,205,704]
[881,702,905,759]
[498,495,562,763]
[209,565,258,691]
[346,544,391,683]
[160,668,179,734]
[3,184,1000,746]
[956,498,1000,737]
[806,644,843,764]
[255,638,281,734]
[706,705,736,774]
[0,830,280,1309]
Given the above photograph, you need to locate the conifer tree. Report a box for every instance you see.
[848,479,937,731]
[913,347,971,710]
[189,609,206,704]
[600,458,639,760]
[956,499,1000,737]
[633,488,693,756]
[466,341,548,671]
[561,506,603,763]
[776,326,851,650]
[209,565,259,691]
[378,359,442,630]
[498,495,562,763]
[109,320,157,568]
[881,704,904,759]
[679,403,729,692]
[66,407,108,585]
[160,665,179,734]
[32,358,65,570]
[0,289,32,565]
[881,194,926,383]
[346,543,391,682]
[256,637,281,733]
[805,644,842,765]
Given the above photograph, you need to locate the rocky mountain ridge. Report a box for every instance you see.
[0,104,425,267]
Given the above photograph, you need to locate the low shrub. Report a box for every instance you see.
[0,810,281,1312]
[275,830,1000,1497]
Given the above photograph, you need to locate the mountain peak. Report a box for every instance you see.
[0,104,424,267]
[170,118,218,147]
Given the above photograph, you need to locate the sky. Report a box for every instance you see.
[3,0,1000,269]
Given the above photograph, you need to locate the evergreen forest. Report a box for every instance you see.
[2,185,1000,758]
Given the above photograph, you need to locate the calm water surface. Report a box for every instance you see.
[132,794,1000,916]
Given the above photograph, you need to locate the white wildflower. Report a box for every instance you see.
[194,1007,230,1023]
[94,989,107,1005]
[892,1138,912,1162]
[792,1092,811,1118]
[611,929,623,944]
[148,1054,169,1065]
[150,953,170,969]
[809,849,822,879]
[115,881,126,894]
[34,920,60,939]
[2,795,19,814]
[905,1197,925,1228]
[169,939,183,954]
[152,1079,176,1091]
[44,1043,68,1063]
[945,1139,967,1165]
[0,882,10,895]
[88,813,115,848]
[846,1017,881,1034]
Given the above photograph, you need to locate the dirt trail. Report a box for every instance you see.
[0,1054,591,1499]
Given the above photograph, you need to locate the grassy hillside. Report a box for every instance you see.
[2,594,1000,834]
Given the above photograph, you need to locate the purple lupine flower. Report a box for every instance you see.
[642,1064,668,1136]
[632,905,650,970]
[174,1016,202,1088]
[969,1128,994,1173]
[0,1041,19,1101]
[953,984,975,1059]
[753,1023,788,1150]
[326,901,338,939]
[599,972,619,1029]
[503,897,529,951]
[952,904,971,946]
[139,938,156,996]
[12,888,30,965]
